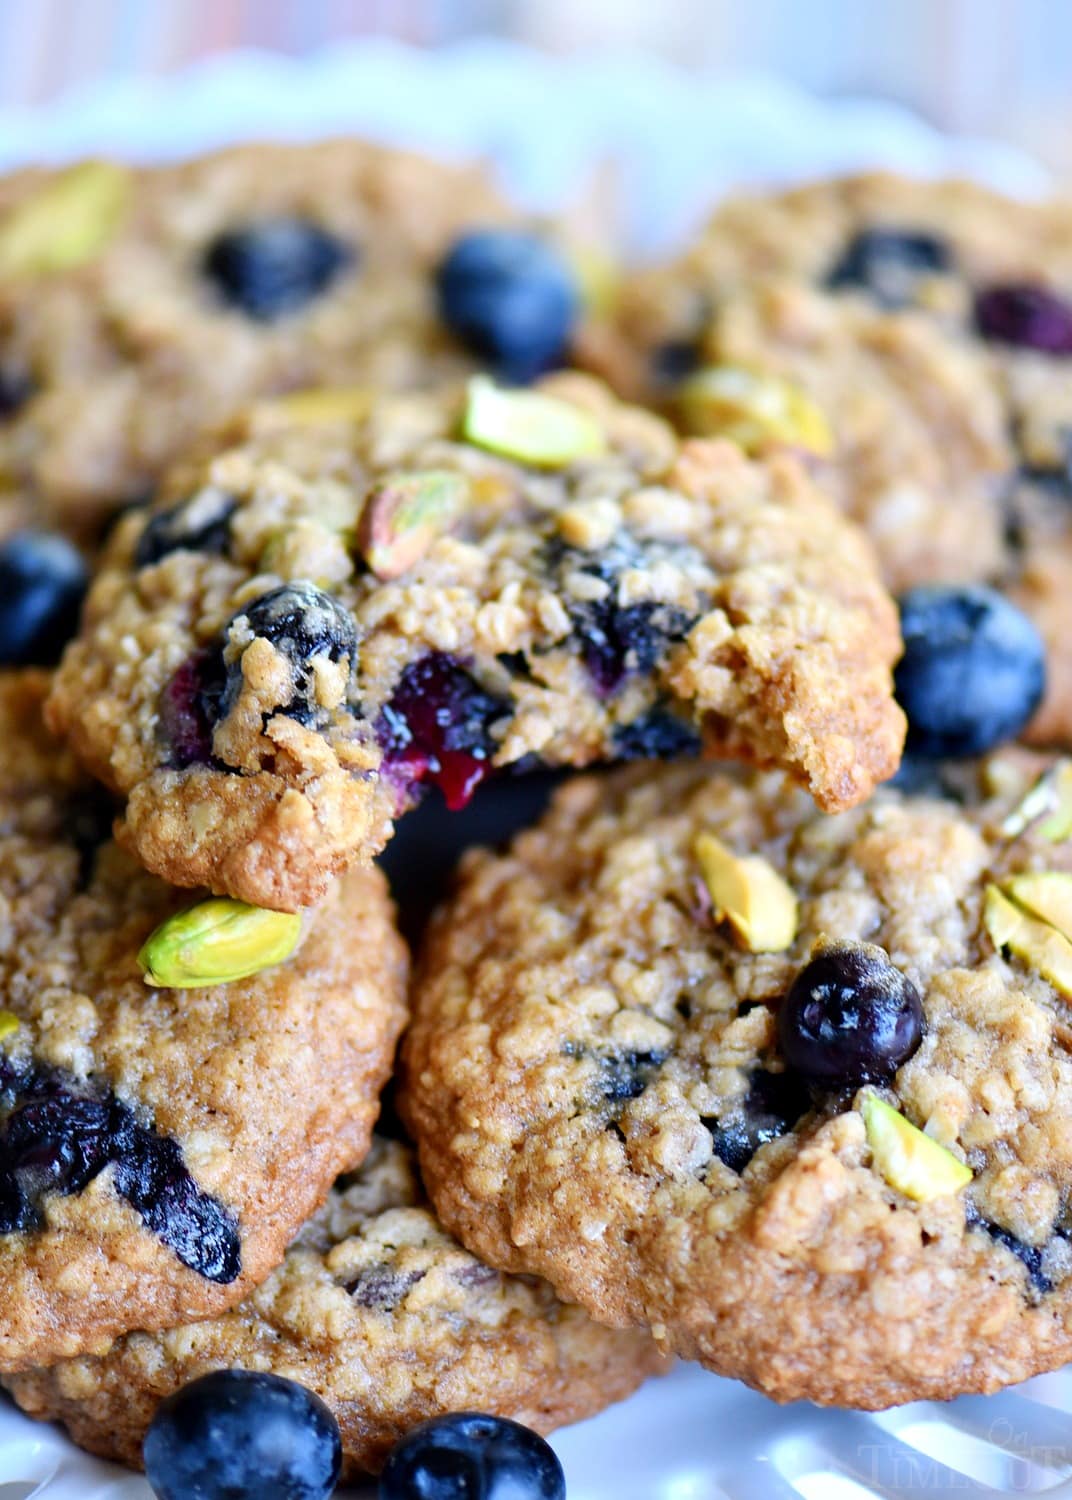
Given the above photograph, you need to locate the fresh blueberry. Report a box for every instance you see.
[975,282,1072,354]
[135,491,237,568]
[436,229,579,383]
[380,1412,565,1500]
[778,943,924,1089]
[203,220,353,321]
[705,1067,812,1172]
[614,707,702,761]
[0,362,33,419]
[378,653,507,810]
[895,585,1045,757]
[144,1370,341,1500]
[826,228,953,306]
[221,582,358,726]
[0,531,87,667]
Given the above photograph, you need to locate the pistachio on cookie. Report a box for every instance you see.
[137,898,302,989]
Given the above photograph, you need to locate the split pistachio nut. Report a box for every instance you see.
[693,832,798,952]
[679,364,833,458]
[1001,761,1072,842]
[0,1011,19,1042]
[984,876,1072,1000]
[0,162,131,277]
[358,469,469,580]
[138,898,302,989]
[863,1093,972,1203]
[462,376,606,468]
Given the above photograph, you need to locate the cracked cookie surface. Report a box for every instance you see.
[0,141,518,541]
[401,755,1072,1408]
[47,373,904,911]
[606,172,1072,743]
[0,671,407,1371]
[5,1136,664,1478]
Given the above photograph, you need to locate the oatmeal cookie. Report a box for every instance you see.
[0,671,407,1371]
[46,372,904,911]
[605,172,1072,742]
[401,754,1072,1408]
[0,140,584,541]
[5,1136,664,1477]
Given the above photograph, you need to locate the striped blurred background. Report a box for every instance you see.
[1,0,1070,172]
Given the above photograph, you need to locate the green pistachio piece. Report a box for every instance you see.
[693,831,798,952]
[678,364,833,457]
[1002,761,1072,842]
[358,469,469,580]
[984,880,1072,999]
[138,898,302,989]
[0,162,131,276]
[862,1093,972,1202]
[462,376,606,468]
[0,1011,18,1041]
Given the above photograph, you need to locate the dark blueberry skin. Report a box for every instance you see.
[380,1412,565,1500]
[826,228,953,307]
[705,1067,812,1173]
[203,219,353,322]
[144,1370,341,1500]
[436,229,579,383]
[378,653,508,811]
[597,1049,668,1104]
[965,1206,1053,1296]
[0,362,33,418]
[0,1056,239,1281]
[0,531,88,667]
[159,647,228,769]
[222,582,358,727]
[135,493,237,568]
[895,585,1046,758]
[778,944,924,1089]
[975,282,1072,354]
[614,707,702,761]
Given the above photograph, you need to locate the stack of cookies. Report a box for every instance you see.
[1,140,1071,1495]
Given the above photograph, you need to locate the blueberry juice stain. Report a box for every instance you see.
[376,653,508,811]
[0,1052,240,1282]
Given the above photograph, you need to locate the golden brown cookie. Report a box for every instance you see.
[5,1135,664,1479]
[47,372,904,911]
[0,671,407,1371]
[402,756,1072,1408]
[602,172,1072,743]
[0,140,554,541]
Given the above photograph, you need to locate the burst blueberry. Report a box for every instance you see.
[975,282,1072,354]
[378,653,507,810]
[436,229,579,383]
[778,942,924,1089]
[135,492,237,568]
[220,582,358,727]
[826,227,953,306]
[379,1412,565,1500]
[895,584,1045,758]
[144,1370,341,1500]
[203,219,352,321]
[705,1067,812,1172]
[0,531,87,667]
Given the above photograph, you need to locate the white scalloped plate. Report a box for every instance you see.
[1,39,1069,1498]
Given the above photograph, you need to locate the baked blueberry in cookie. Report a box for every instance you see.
[47,372,904,911]
[0,671,407,1371]
[4,1136,662,1477]
[602,172,1072,746]
[401,755,1072,1408]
